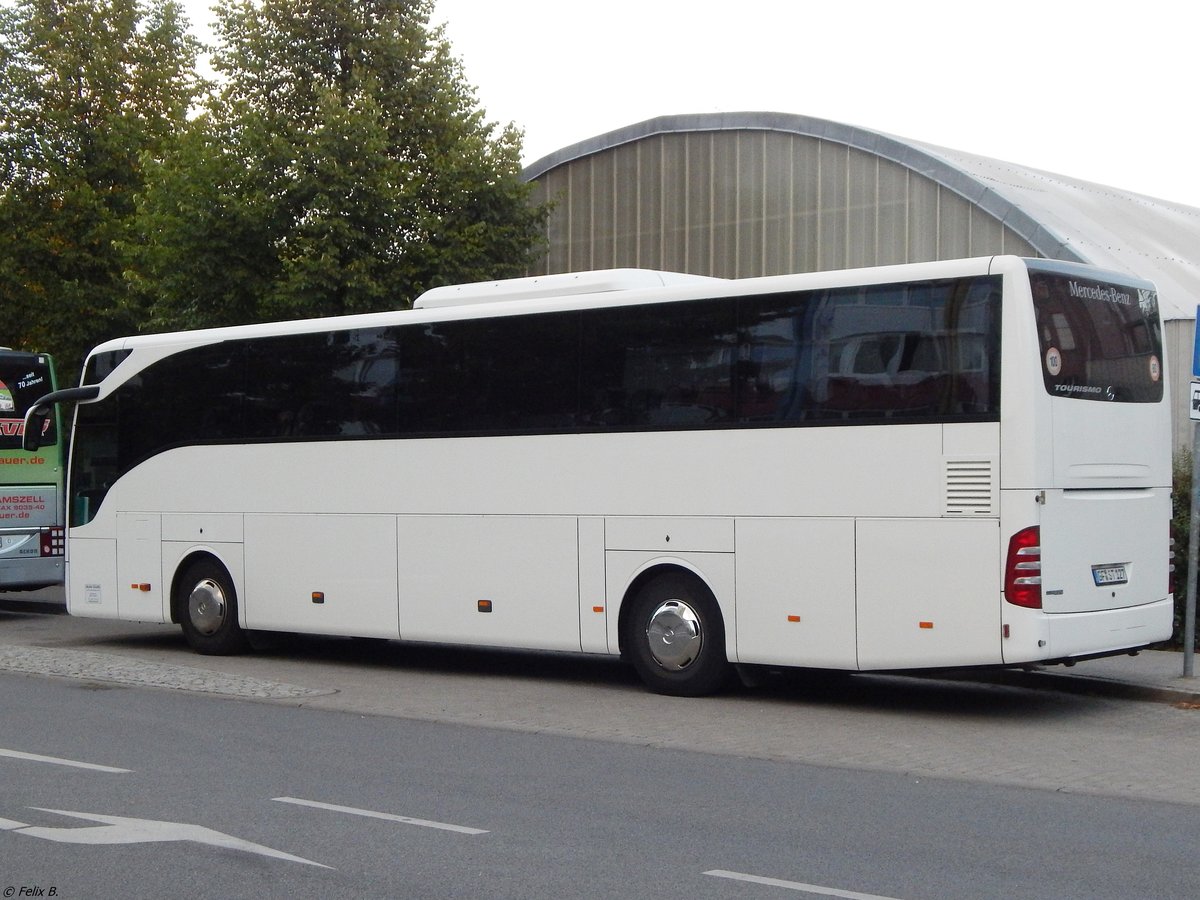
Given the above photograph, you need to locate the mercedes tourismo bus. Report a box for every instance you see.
[1,349,64,589]
[24,256,1173,694]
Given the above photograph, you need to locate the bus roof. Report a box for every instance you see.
[413,269,724,308]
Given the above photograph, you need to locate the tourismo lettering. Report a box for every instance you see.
[1068,280,1132,306]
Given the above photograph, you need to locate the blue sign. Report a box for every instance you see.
[1195,306,1200,377]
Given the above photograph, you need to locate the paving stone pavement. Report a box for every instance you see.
[3,596,1198,807]
[0,644,333,699]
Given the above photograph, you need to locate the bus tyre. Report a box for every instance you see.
[625,573,731,697]
[177,560,248,655]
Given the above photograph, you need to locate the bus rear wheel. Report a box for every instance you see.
[177,559,247,655]
[625,573,731,696]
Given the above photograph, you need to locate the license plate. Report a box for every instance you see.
[1091,564,1128,586]
[0,534,27,552]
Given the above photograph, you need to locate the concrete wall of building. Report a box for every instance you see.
[1167,319,1195,456]
[526,129,1038,278]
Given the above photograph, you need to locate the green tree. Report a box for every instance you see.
[134,0,547,328]
[1172,448,1196,649]
[0,0,203,381]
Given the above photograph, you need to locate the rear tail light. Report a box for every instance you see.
[39,526,64,558]
[1005,526,1042,608]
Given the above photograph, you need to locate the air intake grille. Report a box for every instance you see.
[944,458,995,516]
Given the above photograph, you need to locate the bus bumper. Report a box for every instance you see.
[1044,596,1175,661]
[0,555,64,590]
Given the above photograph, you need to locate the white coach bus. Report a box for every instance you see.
[25,256,1173,695]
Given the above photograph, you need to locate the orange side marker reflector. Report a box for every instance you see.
[592,606,605,613]
[312,592,325,605]
[919,621,934,629]
[131,583,151,592]
[787,615,801,623]
[478,600,493,613]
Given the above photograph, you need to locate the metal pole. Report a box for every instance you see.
[1185,422,1199,677]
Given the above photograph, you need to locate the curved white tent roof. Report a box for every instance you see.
[910,140,1200,321]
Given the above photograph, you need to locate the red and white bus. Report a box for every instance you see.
[1,349,64,589]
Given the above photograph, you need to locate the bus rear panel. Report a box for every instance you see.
[998,261,1172,664]
[0,351,64,589]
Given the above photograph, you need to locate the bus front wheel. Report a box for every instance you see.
[625,573,731,696]
[177,559,248,655]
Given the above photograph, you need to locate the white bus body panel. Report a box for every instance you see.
[244,514,399,638]
[74,426,957,522]
[577,517,608,653]
[1039,489,1169,615]
[856,518,1001,669]
[396,515,580,651]
[116,513,165,621]
[733,518,857,669]
[66,537,117,618]
[67,421,1011,669]
[1048,362,1169,490]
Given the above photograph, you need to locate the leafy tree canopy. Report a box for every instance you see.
[0,0,203,381]
[133,0,547,329]
[3,0,548,380]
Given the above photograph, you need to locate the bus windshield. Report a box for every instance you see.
[0,350,64,590]
[0,353,58,447]
[1030,270,1163,403]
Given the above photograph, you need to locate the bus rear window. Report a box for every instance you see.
[1030,271,1163,403]
[0,354,58,448]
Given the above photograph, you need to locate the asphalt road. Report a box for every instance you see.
[2,593,1199,898]
[3,672,1198,900]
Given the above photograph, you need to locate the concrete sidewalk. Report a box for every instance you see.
[975,649,1200,705]
[3,592,1198,704]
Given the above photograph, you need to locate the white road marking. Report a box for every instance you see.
[705,870,909,900]
[0,747,131,773]
[5,808,331,869]
[273,796,488,835]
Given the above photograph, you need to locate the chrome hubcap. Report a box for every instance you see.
[645,599,702,670]
[188,579,227,636]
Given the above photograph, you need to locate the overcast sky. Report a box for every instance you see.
[179,0,1199,208]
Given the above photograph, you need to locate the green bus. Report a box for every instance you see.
[0,349,64,589]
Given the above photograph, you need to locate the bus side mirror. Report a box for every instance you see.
[21,404,50,452]
[21,385,101,451]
